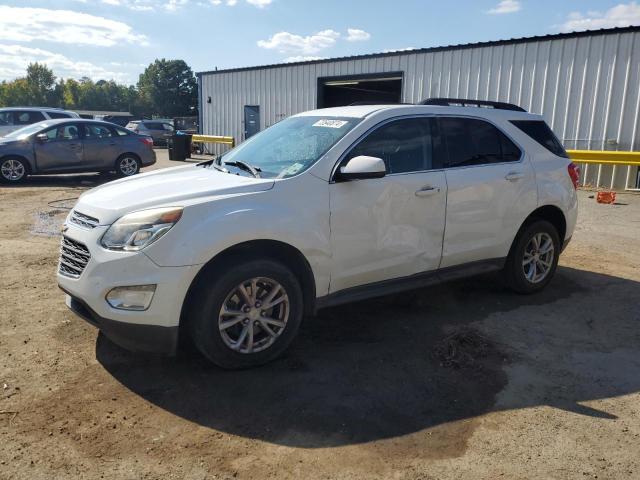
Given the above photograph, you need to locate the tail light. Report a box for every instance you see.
[567,162,580,189]
[139,137,153,148]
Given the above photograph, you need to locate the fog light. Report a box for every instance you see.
[106,285,156,311]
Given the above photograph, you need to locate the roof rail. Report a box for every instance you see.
[420,98,526,112]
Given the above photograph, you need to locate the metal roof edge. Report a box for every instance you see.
[197,25,640,76]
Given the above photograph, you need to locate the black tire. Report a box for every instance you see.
[188,259,304,369]
[503,219,561,294]
[115,154,140,177]
[0,156,29,184]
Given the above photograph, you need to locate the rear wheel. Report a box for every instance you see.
[0,157,29,183]
[188,259,304,369]
[503,220,560,294]
[115,154,140,177]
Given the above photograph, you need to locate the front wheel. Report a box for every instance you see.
[115,155,140,177]
[188,259,304,369]
[0,157,29,183]
[503,220,560,294]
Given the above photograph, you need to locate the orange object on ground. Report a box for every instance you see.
[596,191,617,204]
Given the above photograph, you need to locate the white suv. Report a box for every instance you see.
[57,99,578,368]
[0,107,79,137]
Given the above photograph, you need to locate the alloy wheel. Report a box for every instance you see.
[1,159,25,181]
[522,232,555,284]
[217,277,290,354]
[119,157,138,176]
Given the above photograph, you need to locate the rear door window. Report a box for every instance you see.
[84,124,114,139]
[510,120,568,158]
[14,110,46,126]
[47,111,73,119]
[439,117,521,168]
[144,122,163,130]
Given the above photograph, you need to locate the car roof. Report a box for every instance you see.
[0,107,75,112]
[295,104,541,121]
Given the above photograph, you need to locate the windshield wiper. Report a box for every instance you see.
[224,160,261,178]
[197,158,228,173]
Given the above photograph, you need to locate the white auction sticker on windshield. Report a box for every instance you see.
[313,119,348,128]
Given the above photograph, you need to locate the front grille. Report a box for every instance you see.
[59,236,91,278]
[69,210,99,229]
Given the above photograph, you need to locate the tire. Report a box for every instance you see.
[188,259,304,369]
[503,219,561,294]
[115,154,140,177]
[0,157,29,184]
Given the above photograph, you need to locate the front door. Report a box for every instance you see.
[244,105,260,139]
[436,116,538,268]
[34,123,83,172]
[329,117,447,292]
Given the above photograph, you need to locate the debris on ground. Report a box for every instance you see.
[433,327,502,370]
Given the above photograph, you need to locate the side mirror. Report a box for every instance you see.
[336,155,386,181]
[35,133,48,143]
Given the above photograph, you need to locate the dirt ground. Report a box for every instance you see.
[1,151,640,480]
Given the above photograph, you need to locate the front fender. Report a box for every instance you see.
[143,175,332,296]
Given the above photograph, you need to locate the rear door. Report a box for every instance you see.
[82,123,120,169]
[329,116,447,292]
[34,123,84,172]
[437,116,537,268]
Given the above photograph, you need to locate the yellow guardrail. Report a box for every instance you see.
[191,134,235,147]
[567,150,640,166]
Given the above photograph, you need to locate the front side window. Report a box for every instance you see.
[14,110,46,125]
[345,118,433,174]
[0,111,12,126]
[43,124,80,142]
[440,117,521,168]
[216,116,360,179]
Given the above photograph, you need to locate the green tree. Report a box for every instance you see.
[137,59,197,117]
[25,63,57,106]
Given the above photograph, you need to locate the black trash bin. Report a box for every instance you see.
[170,133,192,161]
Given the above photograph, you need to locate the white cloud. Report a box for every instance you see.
[487,0,521,14]
[283,56,326,63]
[246,0,272,6]
[257,30,340,54]
[559,2,640,31]
[0,6,147,47]
[382,47,417,53]
[346,28,371,42]
[0,44,134,82]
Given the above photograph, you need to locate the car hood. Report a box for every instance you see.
[75,165,275,225]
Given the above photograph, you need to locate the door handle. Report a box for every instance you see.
[505,171,525,182]
[415,185,441,197]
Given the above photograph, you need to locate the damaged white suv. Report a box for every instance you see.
[58,99,578,369]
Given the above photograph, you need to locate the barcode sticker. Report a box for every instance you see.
[313,119,348,128]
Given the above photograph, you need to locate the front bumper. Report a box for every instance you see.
[57,222,200,355]
[62,290,178,354]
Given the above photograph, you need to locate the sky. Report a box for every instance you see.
[0,0,639,85]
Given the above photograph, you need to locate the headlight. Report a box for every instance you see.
[101,207,183,251]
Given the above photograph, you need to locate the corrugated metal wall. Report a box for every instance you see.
[199,28,640,190]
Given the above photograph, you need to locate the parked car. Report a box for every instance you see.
[58,100,578,369]
[0,119,155,183]
[0,107,79,137]
[125,120,174,145]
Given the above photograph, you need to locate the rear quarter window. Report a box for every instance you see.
[47,111,73,119]
[510,120,568,158]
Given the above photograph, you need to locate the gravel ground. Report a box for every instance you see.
[1,150,639,479]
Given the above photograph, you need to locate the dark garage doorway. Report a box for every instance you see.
[317,72,403,108]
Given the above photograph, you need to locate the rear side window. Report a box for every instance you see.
[114,127,130,136]
[84,124,113,138]
[510,120,568,158]
[346,118,434,174]
[144,122,164,130]
[47,111,72,119]
[439,117,521,167]
[14,110,46,125]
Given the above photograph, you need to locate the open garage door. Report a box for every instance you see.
[317,72,403,108]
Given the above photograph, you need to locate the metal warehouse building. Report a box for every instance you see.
[197,26,640,190]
